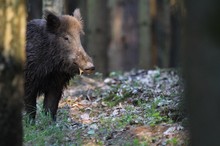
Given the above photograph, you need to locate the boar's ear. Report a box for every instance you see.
[73,8,82,22]
[44,10,60,33]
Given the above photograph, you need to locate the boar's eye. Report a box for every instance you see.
[64,36,69,41]
[63,36,71,43]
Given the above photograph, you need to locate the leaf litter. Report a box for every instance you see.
[27,69,189,145]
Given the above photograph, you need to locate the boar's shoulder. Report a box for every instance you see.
[27,19,46,30]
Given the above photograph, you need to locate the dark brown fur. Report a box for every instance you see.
[24,9,94,121]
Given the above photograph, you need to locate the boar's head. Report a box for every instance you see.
[45,9,95,74]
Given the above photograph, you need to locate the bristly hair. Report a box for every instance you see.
[73,8,84,34]
[43,10,61,33]
[73,8,83,24]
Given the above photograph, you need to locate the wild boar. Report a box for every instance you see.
[24,9,94,121]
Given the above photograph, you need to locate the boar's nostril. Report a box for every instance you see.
[85,66,95,71]
[83,62,95,74]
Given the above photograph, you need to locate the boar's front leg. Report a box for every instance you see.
[43,87,63,121]
[24,89,38,123]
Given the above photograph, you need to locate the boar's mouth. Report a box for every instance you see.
[79,66,95,75]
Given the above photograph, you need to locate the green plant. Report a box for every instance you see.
[23,100,68,145]
[104,83,139,107]
[109,71,123,77]
[124,138,148,146]
[145,97,172,126]
[23,113,66,145]
[166,137,179,145]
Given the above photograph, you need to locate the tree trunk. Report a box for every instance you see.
[170,1,181,67]
[122,0,139,71]
[138,0,152,69]
[79,0,87,48]
[156,0,171,67]
[87,0,109,75]
[184,0,220,145]
[66,0,79,14]
[27,0,42,20]
[150,0,158,67]
[42,0,66,15]
[108,0,124,71]
[108,0,139,71]
[0,0,26,145]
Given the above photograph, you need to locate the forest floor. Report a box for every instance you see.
[24,68,189,146]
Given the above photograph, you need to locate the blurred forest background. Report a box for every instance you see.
[27,0,185,76]
[1,0,220,145]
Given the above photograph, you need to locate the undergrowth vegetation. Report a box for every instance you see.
[23,99,67,145]
[23,68,188,146]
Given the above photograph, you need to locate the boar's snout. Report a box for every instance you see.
[82,62,95,74]
[75,46,95,75]
[85,65,95,72]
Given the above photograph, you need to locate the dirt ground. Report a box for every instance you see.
[55,69,189,145]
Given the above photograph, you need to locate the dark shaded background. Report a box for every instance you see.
[27,0,183,76]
